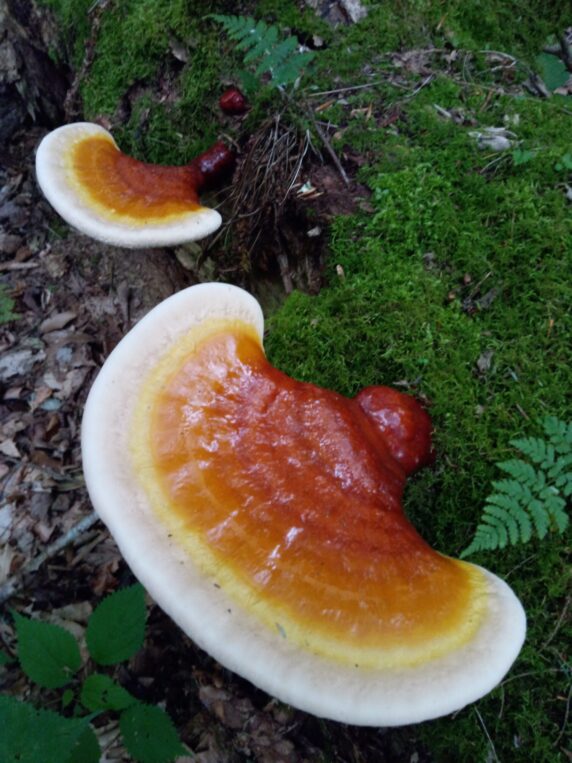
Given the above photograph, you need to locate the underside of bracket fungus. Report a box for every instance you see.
[35,122,235,247]
[82,283,526,726]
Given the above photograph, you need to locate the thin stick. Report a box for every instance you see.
[500,667,565,687]
[540,596,570,652]
[554,682,572,748]
[474,708,500,763]
[308,80,387,97]
[304,105,350,187]
[0,511,99,605]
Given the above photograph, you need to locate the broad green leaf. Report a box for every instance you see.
[69,726,101,763]
[86,584,146,665]
[120,704,185,763]
[536,52,569,91]
[13,611,82,688]
[0,695,90,763]
[81,673,138,711]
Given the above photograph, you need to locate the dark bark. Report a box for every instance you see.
[0,0,70,143]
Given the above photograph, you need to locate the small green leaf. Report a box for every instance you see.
[62,689,75,709]
[238,69,261,96]
[512,148,535,166]
[536,52,569,91]
[555,152,572,172]
[13,612,82,688]
[68,726,101,763]
[86,584,146,665]
[120,704,185,763]
[0,647,13,666]
[81,673,138,711]
[0,695,91,763]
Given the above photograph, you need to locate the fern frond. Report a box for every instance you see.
[255,35,298,76]
[273,51,315,86]
[209,14,258,42]
[243,26,278,63]
[511,436,554,466]
[489,491,533,542]
[210,13,314,89]
[547,453,572,480]
[497,459,539,486]
[462,415,571,557]
[526,498,550,538]
[235,20,268,51]
[460,523,499,557]
[542,492,569,533]
[482,501,521,544]
[490,479,532,504]
[543,415,572,453]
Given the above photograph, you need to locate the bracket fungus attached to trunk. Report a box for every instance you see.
[35,122,235,248]
[82,283,526,726]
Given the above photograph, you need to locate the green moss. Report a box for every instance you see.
[82,2,208,119]
[40,0,93,67]
[256,0,333,42]
[38,0,244,163]
[266,67,570,762]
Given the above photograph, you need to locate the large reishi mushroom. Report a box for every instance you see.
[82,283,526,726]
[35,122,235,248]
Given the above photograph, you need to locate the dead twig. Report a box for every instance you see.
[554,682,572,748]
[474,707,500,763]
[308,80,387,97]
[540,596,571,652]
[303,103,350,187]
[0,511,99,605]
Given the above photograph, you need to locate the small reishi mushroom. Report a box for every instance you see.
[35,122,235,248]
[219,87,248,115]
[82,283,526,726]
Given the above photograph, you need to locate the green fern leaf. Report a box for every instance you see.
[497,459,538,485]
[255,36,298,77]
[544,493,569,533]
[211,13,314,90]
[235,20,267,51]
[243,26,278,62]
[511,436,550,465]
[483,513,509,547]
[526,498,550,538]
[490,479,532,503]
[543,416,572,452]
[548,453,572,480]
[273,51,315,85]
[209,14,252,40]
[460,524,497,557]
[483,491,532,543]
[483,502,520,544]
[462,415,571,557]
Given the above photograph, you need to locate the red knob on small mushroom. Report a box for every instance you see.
[219,87,248,115]
[35,123,236,248]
